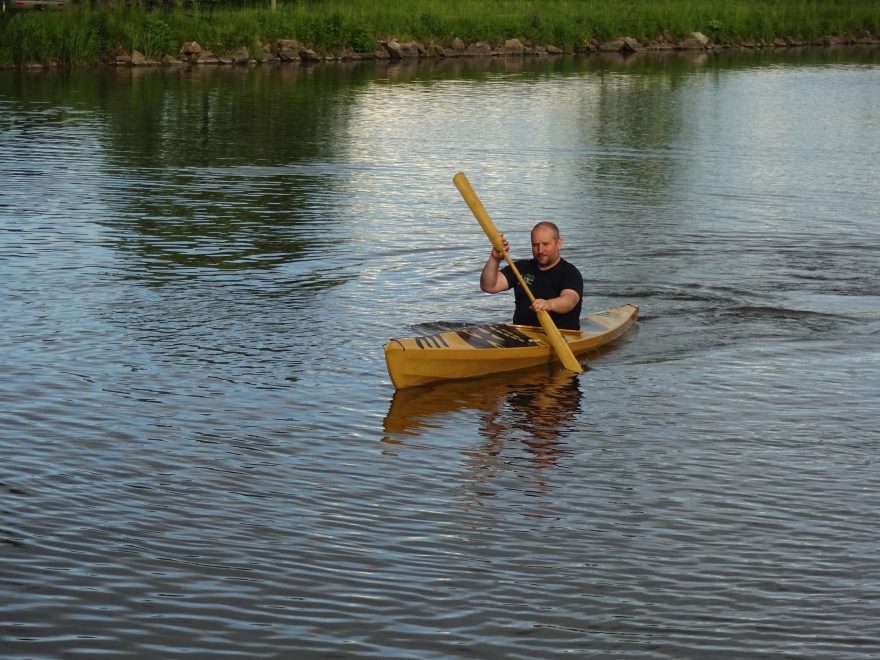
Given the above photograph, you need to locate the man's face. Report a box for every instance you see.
[531,226,562,269]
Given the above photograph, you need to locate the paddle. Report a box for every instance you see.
[453,172,583,373]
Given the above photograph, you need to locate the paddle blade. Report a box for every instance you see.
[453,172,505,253]
[537,310,583,372]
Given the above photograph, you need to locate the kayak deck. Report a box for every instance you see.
[384,303,638,389]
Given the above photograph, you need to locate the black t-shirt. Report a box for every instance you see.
[500,258,584,330]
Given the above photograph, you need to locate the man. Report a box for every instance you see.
[480,221,583,330]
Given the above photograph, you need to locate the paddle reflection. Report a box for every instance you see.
[383,366,583,467]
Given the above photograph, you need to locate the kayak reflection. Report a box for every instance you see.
[383,365,583,465]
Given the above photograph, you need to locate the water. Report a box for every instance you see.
[1,49,879,658]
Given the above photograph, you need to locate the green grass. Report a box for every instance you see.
[1,0,877,67]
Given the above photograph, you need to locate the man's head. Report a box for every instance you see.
[531,221,563,270]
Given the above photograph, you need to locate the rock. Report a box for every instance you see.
[402,41,427,57]
[432,45,458,58]
[299,48,322,62]
[230,46,249,64]
[276,39,302,62]
[545,44,564,55]
[649,39,676,50]
[452,37,466,51]
[194,50,219,65]
[598,38,627,52]
[621,37,643,52]
[341,50,376,61]
[677,35,706,50]
[383,39,403,59]
[180,41,202,56]
[465,41,492,56]
[162,54,185,66]
[114,54,131,66]
[690,31,710,47]
[502,38,526,55]
[259,42,278,63]
[130,50,147,66]
[383,40,423,58]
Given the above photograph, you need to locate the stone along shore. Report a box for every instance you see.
[111,31,879,67]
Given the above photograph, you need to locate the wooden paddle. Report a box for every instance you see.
[453,172,583,373]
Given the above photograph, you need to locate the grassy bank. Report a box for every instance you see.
[1,0,878,67]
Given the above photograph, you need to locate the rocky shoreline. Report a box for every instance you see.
[106,31,879,68]
[10,30,878,69]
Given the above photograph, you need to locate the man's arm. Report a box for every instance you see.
[532,288,580,313]
[480,234,510,293]
[480,251,510,293]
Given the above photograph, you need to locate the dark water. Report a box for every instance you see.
[1,49,879,658]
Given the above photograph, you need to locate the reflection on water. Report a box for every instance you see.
[385,366,582,453]
[97,67,366,281]
[383,367,585,504]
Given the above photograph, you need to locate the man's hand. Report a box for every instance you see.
[490,234,510,261]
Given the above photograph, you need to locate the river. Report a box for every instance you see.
[1,47,879,658]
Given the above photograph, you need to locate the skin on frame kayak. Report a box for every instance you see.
[384,303,638,390]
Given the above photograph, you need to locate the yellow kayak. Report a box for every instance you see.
[384,303,638,389]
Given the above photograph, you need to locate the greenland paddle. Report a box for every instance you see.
[453,172,583,373]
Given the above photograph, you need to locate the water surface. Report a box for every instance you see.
[1,48,879,658]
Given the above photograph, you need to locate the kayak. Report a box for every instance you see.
[384,303,638,389]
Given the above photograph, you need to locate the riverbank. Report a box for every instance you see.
[1,0,878,68]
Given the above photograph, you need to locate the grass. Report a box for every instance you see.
[0,0,877,67]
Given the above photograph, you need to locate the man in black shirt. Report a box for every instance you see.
[480,221,583,330]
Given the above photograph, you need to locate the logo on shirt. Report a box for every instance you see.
[523,273,535,286]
